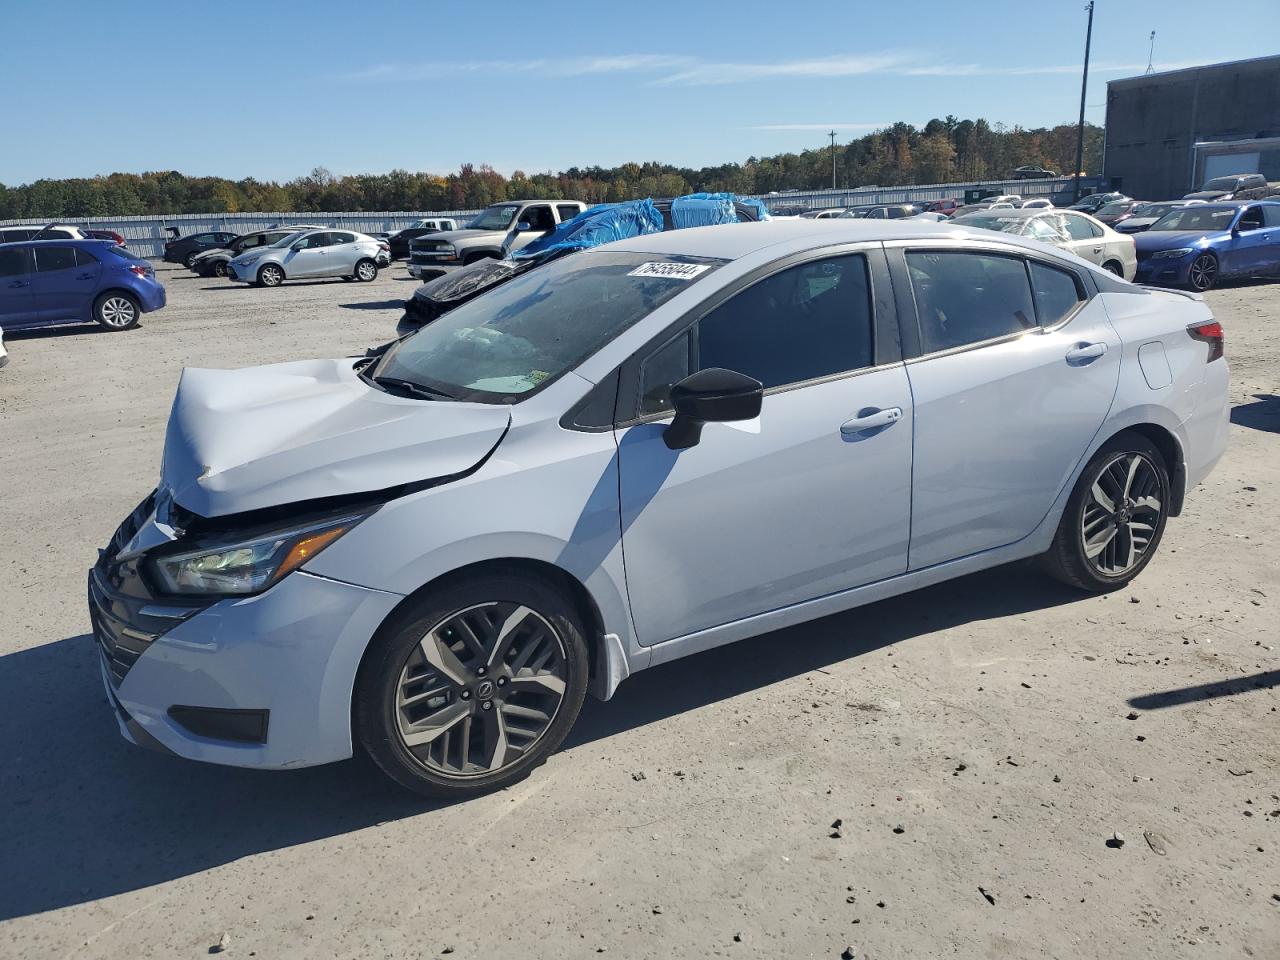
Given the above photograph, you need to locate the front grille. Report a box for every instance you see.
[89,570,162,686]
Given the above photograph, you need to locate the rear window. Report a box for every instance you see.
[101,244,143,260]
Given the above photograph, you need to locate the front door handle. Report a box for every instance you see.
[1066,342,1107,364]
[841,407,903,436]
[7,280,28,288]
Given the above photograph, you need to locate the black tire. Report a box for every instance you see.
[354,258,378,282]
[93,291,141,331]
[1187,253,1218,292]
[212,260,228,278]
[184,251,200,269]
[256,263,285,287]
[1041,431,1170,592]
[355,570,589,799]
[1102,260,1124,276]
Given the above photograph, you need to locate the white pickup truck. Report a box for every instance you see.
[407,200,586,279]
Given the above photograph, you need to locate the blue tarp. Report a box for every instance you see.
[670,193,739,228]
[515,198,664,259]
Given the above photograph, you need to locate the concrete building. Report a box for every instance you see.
[1104,55,1280,200]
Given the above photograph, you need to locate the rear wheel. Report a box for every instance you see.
[1041,431,1170,591]
[355,258,378,282]
[1102,260,1123,276]
[257,263,285,287]
[355,572,589,798]
[94,292,140,331]
[1188,253,1218,292]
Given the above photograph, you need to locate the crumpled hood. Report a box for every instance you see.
[192,247,232,261]
[161,358,511,517]
[1182,190,1231,201]
[1134,230,1217,253]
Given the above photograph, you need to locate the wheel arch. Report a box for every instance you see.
[92,287,144,318]
[1095,420,1187,516]
[258,261,286,282]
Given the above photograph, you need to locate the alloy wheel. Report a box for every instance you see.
[394,602,569,778]
[357,261,376,281]
[98,296,137,328]
[213,261,227,277]
[1080,452,1163,577]
[260,265,284,287]
[1188,254,1217,292]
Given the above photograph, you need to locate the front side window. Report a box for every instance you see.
[1061,214,1102,241]
[907,251,1036,353]
[33,246,77,272]
[293,232,330,250]
[0,247,28,277]
[1238,206,1264,230]
[376,251,724,403]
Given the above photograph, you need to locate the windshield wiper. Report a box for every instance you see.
[371,375,457,401]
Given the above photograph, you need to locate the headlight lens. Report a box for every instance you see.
[1152,247,1194,259]
[238,254,263,266]
[151,514,365,596]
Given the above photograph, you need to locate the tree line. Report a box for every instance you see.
[0,117,1103,219]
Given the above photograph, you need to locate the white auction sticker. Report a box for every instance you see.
[627,262,711,280]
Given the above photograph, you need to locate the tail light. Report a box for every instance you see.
[128,264,150,277]
[1187,320,1224,362]
[378,241,390,251]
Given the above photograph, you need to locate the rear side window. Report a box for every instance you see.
[42,229,73,240]
[1061,214,1102,240]
[1264,205,1280,228]
[1029,262,1084,327]
[1026,218,1064,242]
[0,247,28,277]
[33,246,78,272]
[331,232,356,244]
[906,251,1036,352]
[557,204,582,223]
[74,246,100,266]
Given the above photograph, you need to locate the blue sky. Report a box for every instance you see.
[4,0,1276,185]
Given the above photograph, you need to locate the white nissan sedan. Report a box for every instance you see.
[90,219,1228,797]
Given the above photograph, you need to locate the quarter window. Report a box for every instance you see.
[1029,262,1084,327]
[74,246,100,266]
[906,251,1037,352]
[33,246,77,272]
[639,331,692,415]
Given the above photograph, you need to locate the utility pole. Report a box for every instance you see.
[1073,1,1094,202]
[1145,31,1156,74]
[829,130,837,190]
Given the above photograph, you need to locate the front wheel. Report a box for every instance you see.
[355,572,589,798]
[257,263,285,287]
[184,251,200,269]
[355,258,378,282]
[1041,431,1170,591]
[94,292,140,331]
[212,260,228,278]
[1187,253,1218,292]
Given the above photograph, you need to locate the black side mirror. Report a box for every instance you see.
[664,368,763,450]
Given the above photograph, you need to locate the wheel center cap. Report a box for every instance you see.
[475,679,496,700]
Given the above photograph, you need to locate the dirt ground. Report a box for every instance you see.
[1,261,1277,959]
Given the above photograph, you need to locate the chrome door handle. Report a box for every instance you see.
[1066,342,1107,363]
[841,407,903,435]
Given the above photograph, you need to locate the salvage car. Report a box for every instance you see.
[950,208,1137,279]
[89,218,1228,798]
[225,229,385,287]
[407,201,587,280]
[1134,201,1280,291]
[1114,201,1202,235]
[1183,173,1271,202]
[190,227,323,277]
[164,231,238,268]
[0,239,165,331]
[400,194,766,330]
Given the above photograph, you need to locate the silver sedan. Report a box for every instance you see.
[226,229,384,287]
[951,208,1137,279]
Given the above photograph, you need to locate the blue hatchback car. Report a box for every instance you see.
[0,239,166,332]
[1134,201,1280,292]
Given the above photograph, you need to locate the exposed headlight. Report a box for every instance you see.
[1151,247,1194,259]
[150,513,366,596]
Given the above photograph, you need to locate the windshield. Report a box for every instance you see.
[1096,202,1132,217]
[954,215,1024,233]
[1202,177,1241,191]
[467,204,521,231]
[374,251,724,402]
[1133,202,1176,218]
[1148,207,1237,232]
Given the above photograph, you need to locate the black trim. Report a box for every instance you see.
[559,368,621,432]
[884,246,922,360]
[167,705,270,744]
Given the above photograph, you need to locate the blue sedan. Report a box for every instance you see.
[0,239,166,332]
[1134,201,1280,291]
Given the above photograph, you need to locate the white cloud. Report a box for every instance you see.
[653,53,912,86]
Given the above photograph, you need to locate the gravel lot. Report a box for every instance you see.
[2,261,1277,959]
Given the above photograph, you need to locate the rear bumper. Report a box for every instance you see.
[137,283,166,313]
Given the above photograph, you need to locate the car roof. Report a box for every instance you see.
[608,217,1056,261]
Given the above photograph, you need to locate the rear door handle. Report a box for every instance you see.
[1066,342,1107,363]
[841,407,903,435]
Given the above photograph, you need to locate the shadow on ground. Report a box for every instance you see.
[5,324,114,341]
[1231,394,1280,433]
[1128,669,1279,710]
[0,563,1081,922]
[339,300,406,311]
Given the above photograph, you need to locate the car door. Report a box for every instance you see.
[1262,205,1280,275]
[616,248,913,646]
[30,245,101,321]
[1221,205,1271,276]
[1057,212,1106,266]
[325,232,360,276]
[0,246,38,328]
[284,232,331,277]
[895,245,1120,569]
[509,204,555,253]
